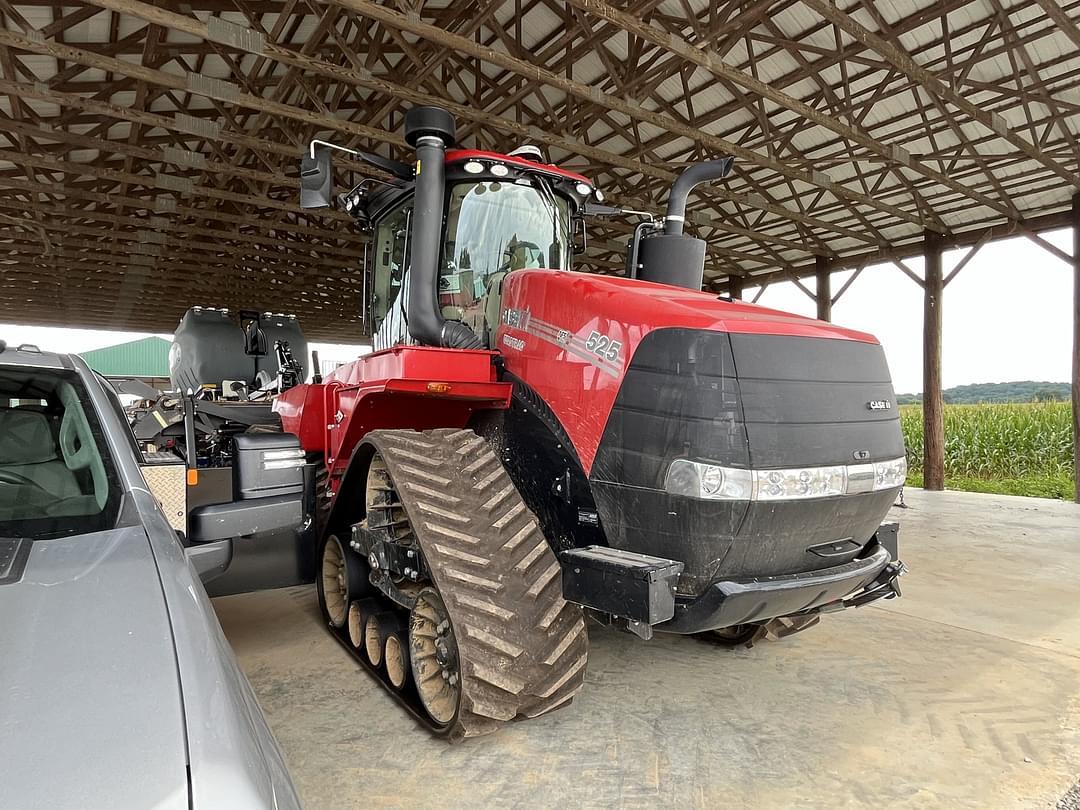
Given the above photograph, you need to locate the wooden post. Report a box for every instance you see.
[1073,193,1080,503]
[728,274,743,300]
[923,229,945,491]
[815,255,832,321]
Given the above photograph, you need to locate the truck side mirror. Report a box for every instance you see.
[300,148,332,208]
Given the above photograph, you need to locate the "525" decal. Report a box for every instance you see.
[585,330,623,364]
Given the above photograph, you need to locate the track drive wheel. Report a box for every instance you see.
[363,428,589,739]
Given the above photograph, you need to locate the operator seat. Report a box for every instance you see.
[0,408,81,499]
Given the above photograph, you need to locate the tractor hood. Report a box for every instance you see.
[496,269,883,473]
[0,526,190,810]
[496,269,903,594]
[528,270,877,343]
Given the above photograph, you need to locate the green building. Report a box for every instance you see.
[80,336,171,378]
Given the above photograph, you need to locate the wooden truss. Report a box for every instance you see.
[0,0,1077,340]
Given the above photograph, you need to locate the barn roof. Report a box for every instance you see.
[1,0,1077,340]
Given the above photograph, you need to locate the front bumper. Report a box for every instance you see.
[658,528,904,634]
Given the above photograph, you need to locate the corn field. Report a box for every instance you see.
[900,402,1075,498]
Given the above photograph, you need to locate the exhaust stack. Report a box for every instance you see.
[404,107,483,350]
[637,157,735,291]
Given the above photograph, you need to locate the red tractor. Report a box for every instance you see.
[280,107,907,739]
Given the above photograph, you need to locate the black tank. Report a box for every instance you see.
[169,308,307,392]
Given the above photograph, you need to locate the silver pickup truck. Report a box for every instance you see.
[0,341,302,810]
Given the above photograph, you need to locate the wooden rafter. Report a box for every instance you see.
[0,0,1076,338]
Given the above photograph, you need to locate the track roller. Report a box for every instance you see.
[348,598,383,651]
[384,633,409,690]
[365,611,403,668]
[348,603,364,648]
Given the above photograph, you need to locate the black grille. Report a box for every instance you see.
[729,332,904,468]
[589,328,904,592]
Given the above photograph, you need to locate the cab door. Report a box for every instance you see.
[371,197,413,351]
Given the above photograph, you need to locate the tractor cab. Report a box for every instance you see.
[364,151,597,349]
[301,128,600,350]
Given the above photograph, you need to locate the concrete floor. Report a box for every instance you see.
[214,488,1080,809]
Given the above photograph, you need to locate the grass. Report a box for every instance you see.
[900,402,1075,499]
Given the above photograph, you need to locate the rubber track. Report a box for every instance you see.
[365,428,589,739]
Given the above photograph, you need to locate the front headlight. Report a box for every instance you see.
[753,465,846,500]
[665,456,906,501]
[664,460,752,500]
[873,457,908,490]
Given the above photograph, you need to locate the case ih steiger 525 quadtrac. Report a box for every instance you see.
[274,106,906,739]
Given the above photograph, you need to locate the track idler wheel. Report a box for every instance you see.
[317,533,370,630]
[409,588,461,725]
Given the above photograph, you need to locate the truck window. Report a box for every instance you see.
[0,368,122,539]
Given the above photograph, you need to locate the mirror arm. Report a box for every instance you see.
[310,139,359,160]
[310,140,413,181]
[581,202,657,220]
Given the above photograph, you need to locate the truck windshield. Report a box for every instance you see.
[0,367,121,539]
[440,180,570,312]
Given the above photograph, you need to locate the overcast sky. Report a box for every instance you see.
[746,227,1073,394]
[0,228,1073,395]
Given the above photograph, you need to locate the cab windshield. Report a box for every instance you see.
[439,180,570,314]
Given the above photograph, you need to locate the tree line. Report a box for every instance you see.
[896,381,1071,405]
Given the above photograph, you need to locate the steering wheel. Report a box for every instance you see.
[0,469,53,495]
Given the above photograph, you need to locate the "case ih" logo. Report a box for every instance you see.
[867,399,892,410]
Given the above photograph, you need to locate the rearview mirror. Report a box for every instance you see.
[300,148,332,208]
[572,216,587,255]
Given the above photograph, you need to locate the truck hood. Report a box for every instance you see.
[0,526,189,810]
